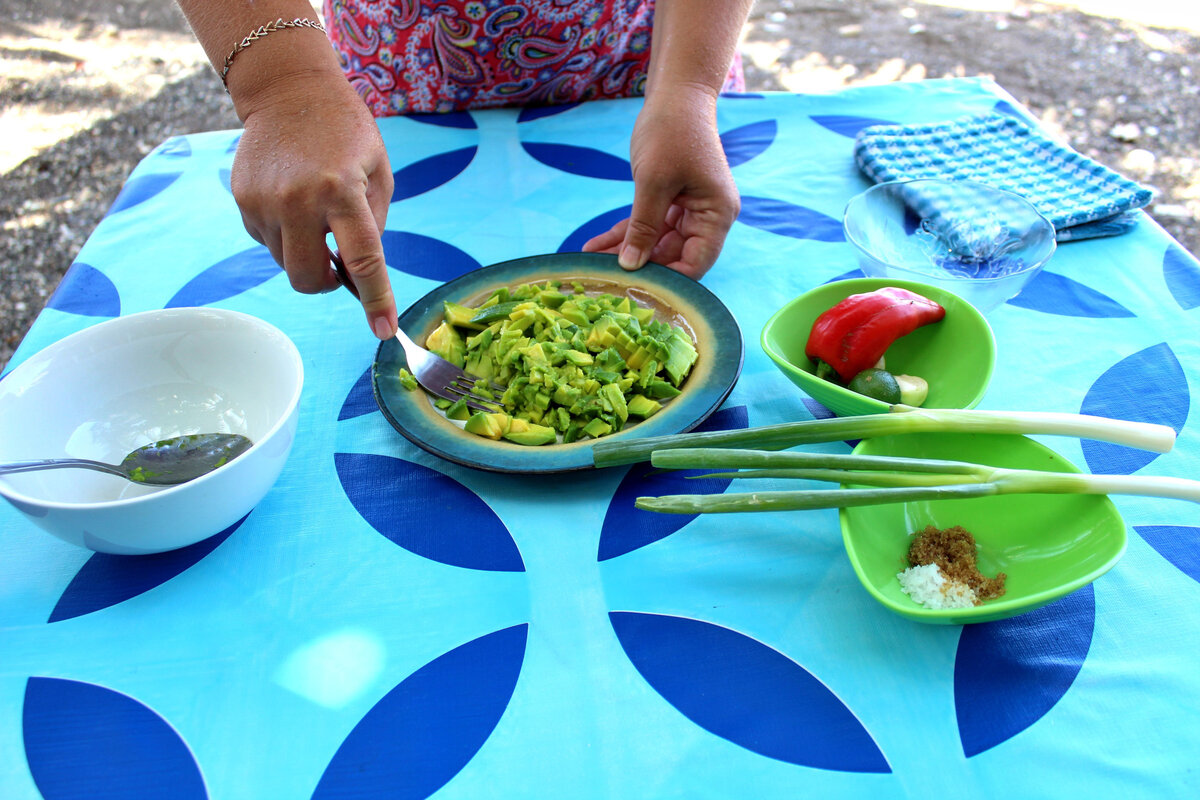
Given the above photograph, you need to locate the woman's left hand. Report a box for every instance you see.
[582,86,739,280]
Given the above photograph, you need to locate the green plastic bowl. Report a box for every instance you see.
[839,432,1128,625]
[761,277,996,417]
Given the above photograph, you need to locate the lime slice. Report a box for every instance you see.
[847,368,902,404]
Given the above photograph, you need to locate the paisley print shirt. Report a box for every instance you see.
[323,0,743,116]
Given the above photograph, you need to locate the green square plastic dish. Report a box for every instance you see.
[761,277,995,417]
[839,432,1128,625]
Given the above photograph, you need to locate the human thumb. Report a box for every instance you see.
[618,187,673,271]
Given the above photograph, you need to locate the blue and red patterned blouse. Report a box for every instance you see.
[323,0,743,116]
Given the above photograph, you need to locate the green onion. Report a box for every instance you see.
[634,447,1200,514]
[592,405,1177,468]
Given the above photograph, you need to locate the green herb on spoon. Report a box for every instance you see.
[0,433,253,486]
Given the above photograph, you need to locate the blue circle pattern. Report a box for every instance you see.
[334,452,525,572]
[312,625,527,800]
[392,146,478,202]
[44,264,120,318]
[105,172,182,217]
[166,247,280,308]
[15,86,1200,798]
[47,517,246,623]
[1164,243,1200,310]
[1080,343,1188,476]
[24,677,206,800]
[954,586,1095,757]
[381,231,482,281]
[598,405,748,562]
[609,611,890,772]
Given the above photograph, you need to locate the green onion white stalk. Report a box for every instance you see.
[634,448,1200,514]
[592,405,1177,468]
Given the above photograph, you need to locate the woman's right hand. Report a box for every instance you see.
[231,67,398,339]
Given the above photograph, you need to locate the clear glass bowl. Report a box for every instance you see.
[843,179,1057,313]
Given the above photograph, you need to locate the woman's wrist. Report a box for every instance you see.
[175,0,344,120]
[640,80,720,134]
[220,17,327,91]
[224,31,349,123]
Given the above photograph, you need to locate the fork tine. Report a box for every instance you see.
[396,336,504,411]
[405,377,494,413]
[329,248,514,413]
[454,397,500,413]
[449,374,507,395]
[443,383,503,411]
[448,374,506,398]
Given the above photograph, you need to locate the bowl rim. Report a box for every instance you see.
[0,307,304,511]
[760,276,997,415]
[842,178,1058,285]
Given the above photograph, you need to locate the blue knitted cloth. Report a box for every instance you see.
[853,113,1154,241]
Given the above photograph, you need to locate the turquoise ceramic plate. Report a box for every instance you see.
[373,253,744,473]
[839,432,1128,625]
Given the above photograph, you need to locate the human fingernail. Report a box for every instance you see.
[372,316,395,340]
[618,245,642,271]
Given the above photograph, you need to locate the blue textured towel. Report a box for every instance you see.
[853,113,1154,241]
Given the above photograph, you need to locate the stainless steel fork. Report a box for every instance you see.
[329,250,504,412]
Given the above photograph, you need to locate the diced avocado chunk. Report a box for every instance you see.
[626,394,661,418]
[463,411,510,440]
[443,397,471,420]
[558,301,591,327]
[663,330,698,386]
[464,350,495,382]
[582,418,612,439]
[643,379,682,400]
[503,422,557,446]
[599,382,628,423]
[470,301,523,325]
[585,316,622,351]
[535,290,568,308]
[481,286,510,305]
[426,321,466,367]
[439,279,698,445]
[563,349,593,366]
[444,301,486,330]
[466,326,495,351]
[397,368,418,391]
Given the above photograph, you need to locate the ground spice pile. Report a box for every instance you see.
[907,525,1006,604]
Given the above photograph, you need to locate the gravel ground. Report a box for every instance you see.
[3,0,1198,369]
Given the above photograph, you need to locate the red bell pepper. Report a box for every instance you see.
[805,287,945,383]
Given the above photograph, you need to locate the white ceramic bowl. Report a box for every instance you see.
[0,308,303,554]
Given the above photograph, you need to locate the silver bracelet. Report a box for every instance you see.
[220,17,327,92]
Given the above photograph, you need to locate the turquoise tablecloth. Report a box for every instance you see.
[3,77,1199,798]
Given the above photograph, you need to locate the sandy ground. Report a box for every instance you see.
[2,0,1198,368]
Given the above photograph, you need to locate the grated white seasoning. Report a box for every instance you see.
[897,563,978,609]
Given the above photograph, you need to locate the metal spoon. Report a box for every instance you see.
[0,433,253,486]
